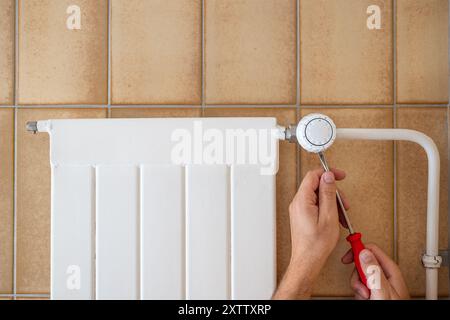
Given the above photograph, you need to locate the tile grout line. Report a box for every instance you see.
[447,0,450,296]
[107,0,111,118]
[447,103,450,296]
[12,0,19,300]
[396,104,449,108]
[10,105,109,109]
[12,0,17,106]
[3,104,449,109]
[201,0,205,117]
[109,105,203,109]
[393,0,398,264]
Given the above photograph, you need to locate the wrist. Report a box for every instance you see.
[280,254,326,299]
[273,242,335,299]
[285,264,315,298]
[290,243,332,271]
[272,261,315,299]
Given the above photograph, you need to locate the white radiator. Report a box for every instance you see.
[39,118,278,300]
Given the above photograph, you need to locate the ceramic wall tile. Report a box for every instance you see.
[205,0,297,105]
[0,108,14,293]
[300,0,393,105]
[0,0,15,105]
[111,0,201,105]
[18,0,108,104]
[397,0,448,104]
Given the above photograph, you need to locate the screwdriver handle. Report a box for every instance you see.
[346,232,368,287]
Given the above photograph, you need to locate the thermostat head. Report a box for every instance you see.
[296,113,337,153]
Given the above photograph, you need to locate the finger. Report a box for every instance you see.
[290,169,324,218]
[298,168,345,195]
[299,167,345,193]
[330,168,346,181]
[296,168,346,210]
[350,269,370,299]
[364,244,399,280]
[359,249,390,299]
[341,248,354,264]
[365,244,410,298]
[297,169,324,202]
[318,171,338,225]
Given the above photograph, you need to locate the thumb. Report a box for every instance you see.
[359,249,390,299]
[318,171,338,223]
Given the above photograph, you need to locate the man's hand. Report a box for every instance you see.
[273,168,348,299]
[341,244,410,300]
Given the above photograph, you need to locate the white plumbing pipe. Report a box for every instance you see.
[337,128,441,300]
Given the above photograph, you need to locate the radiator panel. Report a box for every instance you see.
[186,165,230,299]
[231,165,276,299]
[140,165,184,300]
[96,166,140,300]
[47,118,278,300]
[51,165,94,300]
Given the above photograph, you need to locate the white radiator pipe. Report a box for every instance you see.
[336,128,441,300]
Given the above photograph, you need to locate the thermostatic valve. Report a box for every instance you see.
[296,113,337,153]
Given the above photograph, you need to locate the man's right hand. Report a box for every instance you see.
[341,243,410,300]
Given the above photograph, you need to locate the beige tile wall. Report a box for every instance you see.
[0,0,448,299]
[0,109,14,294]
[17,0,108,105]
[111,0,202,105]
[397,0,448,104]
[205,0,297,104]
[300,0,393,105]
[0,0,15,105]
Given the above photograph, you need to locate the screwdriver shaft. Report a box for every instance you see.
[318,152,355,234]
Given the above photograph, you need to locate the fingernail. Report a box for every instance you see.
[323,171,335,184]
[360,249,373,263]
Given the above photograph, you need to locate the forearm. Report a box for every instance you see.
[272,255,325,300]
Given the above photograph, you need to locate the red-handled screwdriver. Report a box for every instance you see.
[318,152,369,288]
